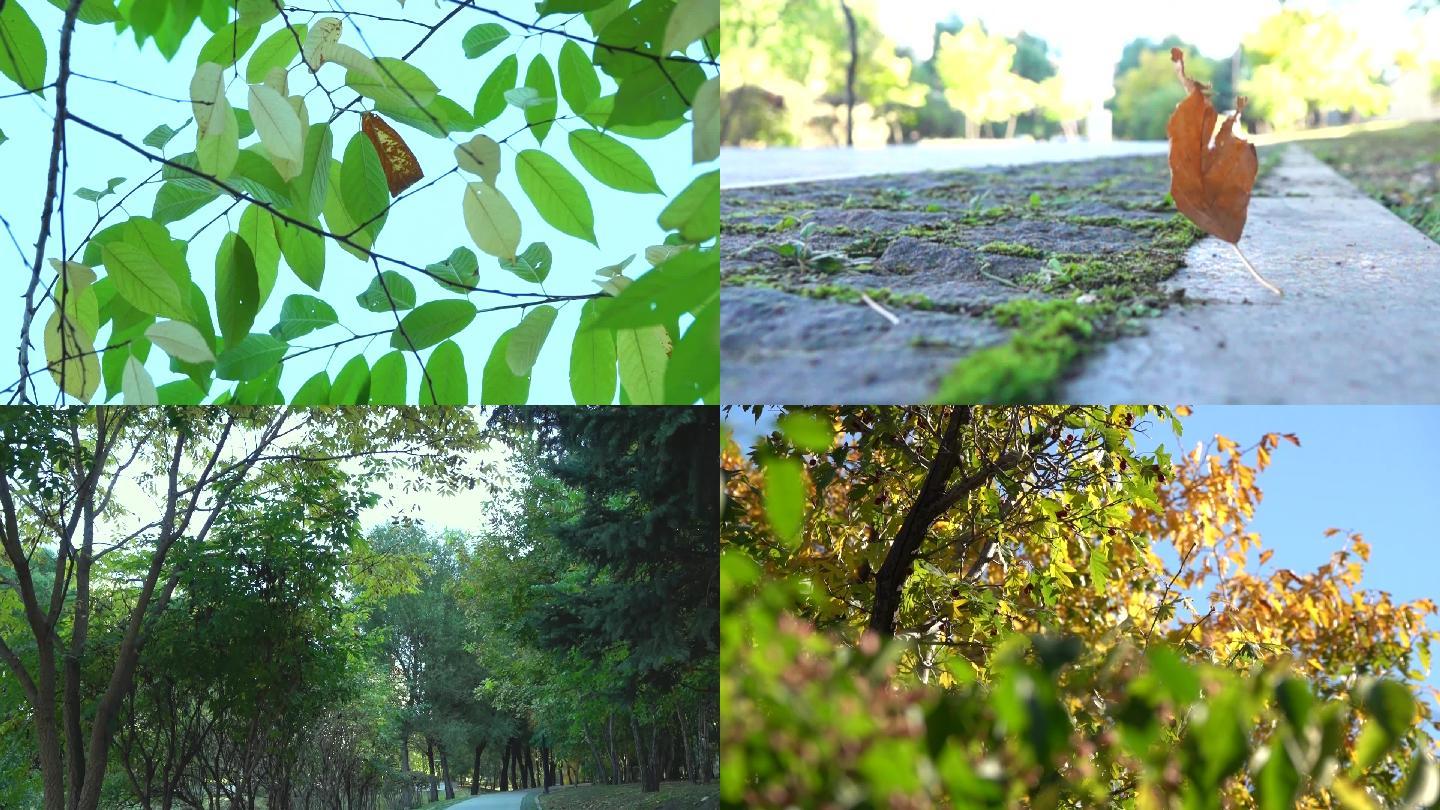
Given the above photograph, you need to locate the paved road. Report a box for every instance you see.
[448,789,536,810]
[721,139,1169,188]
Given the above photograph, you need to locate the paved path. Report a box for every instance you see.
[722,140,1169,188]
[448,789,534,810]
[1061,146,1440,402]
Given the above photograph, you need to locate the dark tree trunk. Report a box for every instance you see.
[440,746,454,799]
[524,744,535,789]
[630,711,660,793]
[426,739,439,802]
[839,0,858,147]
[499,739,511,792]
[607,712,620,785]
[471,742,485,795]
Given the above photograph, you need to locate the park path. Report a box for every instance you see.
[448,789,535,810]
[721,140,1169,188]
[1060,145,1440,401]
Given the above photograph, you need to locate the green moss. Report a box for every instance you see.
[932,299,1098,403]
[798,284,938,311]
[978,241,1047,259]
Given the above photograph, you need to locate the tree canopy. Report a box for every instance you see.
[721,406,1440,808]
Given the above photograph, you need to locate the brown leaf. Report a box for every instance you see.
[1166,48,1257,243]
[361,113,423,197]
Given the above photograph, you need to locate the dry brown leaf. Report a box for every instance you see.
[1166,47,1257,244]
[361,112,423,196]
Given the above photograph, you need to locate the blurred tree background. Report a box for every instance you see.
[721,2,1437,147]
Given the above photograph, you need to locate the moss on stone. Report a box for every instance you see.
[978,241,1048,259]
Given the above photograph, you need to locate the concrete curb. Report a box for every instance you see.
[1060,146,1440,403]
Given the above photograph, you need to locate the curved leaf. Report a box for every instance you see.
[462,181,521,259]
[145,320,215,364]
[462,23,508,59]
[505,305,558,375]
[516,150,596,245]
[391,299,478,350]
[270,293,337,341]
[616,324,669,404]
[0,1,46,94]
[570,299,616,404]
[523,55,558,144]
[215,333,287,380]
[558,39,599,114]
[569,129,661,194]
[420,340,467,404]
[472,54,518,126]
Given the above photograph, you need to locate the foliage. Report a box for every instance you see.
[720,406,1440,808]
[3,0,719,405]
[934,23,1038,138]
[1241,9,1390,130]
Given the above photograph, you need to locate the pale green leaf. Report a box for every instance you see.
[505,305,558,375]
[515,150,596,245]
[462,181,521,259]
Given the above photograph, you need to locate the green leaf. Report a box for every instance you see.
[232,148,296,208]
[537,0,615,14]
[582,94,687,139]
[196,21,260,68]
[248,83,304,170]
[1087,541,1110,595]
[155,378,207,404]
[516,150,596,245]
[481,331,530,404]
[291,123,332,219]
[101,242,187,319]
[692,76,719,163]
[558,39,600,114]
[570,299,616,404]
[152,180,220,224]
[664,296,717,403]
[505,305,558,375]
[498,242,552,284]
[75,177,126,202]
[369,350,407,404]
[246,24,306,84]
[609,61,705,127]
[276,218,325,290]
[237,205,279,303]
[121,356,158,405]
[1401,752,1440,810]
[215,333,287,380]
[0,1,47,94]
[455,134,501,184]
[376,94,477,137]
[420,340,468,405]
[659,170,718,242]
[616,324,668,404]
[329,354,370,404]
[461,181,522,259]
[462,23,508,59]
[568,129,661,194]
[145,320,215,364]
[47,0,121,25]
[340,132,389,241]
[1361,679,1415,738]
[191,63,239,180]
[144,119,192,150]
[236,0,278,27]
[662,0,719,54]
[270,294,337,341]
[391,300,478,350]
[347,57,438,109]
[523,55,558,144]
[763,456,805,548]
[292,371,330,405]
[778,410,835,453]
[426,247,480,293]
[356,271,415,312]
[593,249,715,327]
[215,233,259,345]
[472,54,518,126]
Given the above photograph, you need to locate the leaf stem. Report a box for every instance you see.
[1230,242,1282,297]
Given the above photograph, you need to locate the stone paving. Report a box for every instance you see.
[720,145,1440,404]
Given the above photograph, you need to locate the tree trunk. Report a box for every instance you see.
[440,745,454,799]
[524,744,536,789]
[839,0,858,148]
[695,702,713,783]
[541,745,552,794]
[607,712,620,785]
[676,706,694,782]
[1005,116,1017,139]
[471,742,485,795]
[630,711,660,793]
[426,738,439,802]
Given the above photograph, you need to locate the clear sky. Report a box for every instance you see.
[0,1,711,403]
[872,0,1438,104]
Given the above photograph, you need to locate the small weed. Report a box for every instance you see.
[742,220,853,273]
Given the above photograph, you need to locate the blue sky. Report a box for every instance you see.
[0,1,710,403]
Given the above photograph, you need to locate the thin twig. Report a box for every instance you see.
[858,292,900,326]
[1231,241,1282,296]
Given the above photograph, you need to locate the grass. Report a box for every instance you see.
[1302,120,1440,244]
[534,782,718,809]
